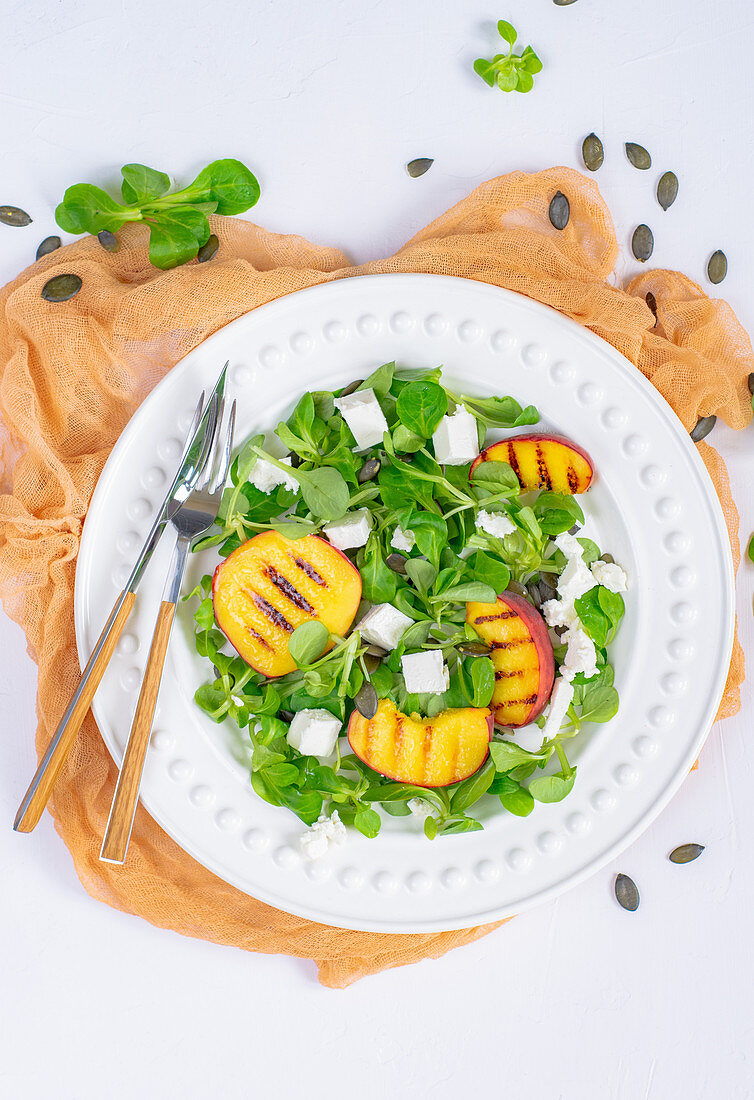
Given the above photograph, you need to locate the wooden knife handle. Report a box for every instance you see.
[99,600,176,864]
[14,590,136,833]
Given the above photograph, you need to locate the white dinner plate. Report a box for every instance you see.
[75,274,734,932]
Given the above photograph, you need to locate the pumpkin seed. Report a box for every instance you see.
[600,553,615,564]
[553,0,578,5]
[0,205,32,227]
[707,250,727,285]
[748,372,754,396]
[279,709,295,723]
[363,652,382,674]
[365,644,388,659]
[538,577,557,603]
[386,552,408,574]
[35,235,61,260]
[339,378,364,398]
[357,457,381,484]
[457,642,492,658]
[669,843,705,864]
[690,415,716,442]
[625,142,651,170]
[97,229,119,252]
[657,171,678,211]
[41,273,82,302]
[406,158,434,178]
[289,452,302,468]
[507,580,527,598]
[355,682,378,719]
[568,523,580,536]
[197,233,219,263]
[631,224,654,263]
[549,191,570,230]
[614,873,640,911]
[645,291,658,325]
[526,582,543,609]
[581,132,604,172]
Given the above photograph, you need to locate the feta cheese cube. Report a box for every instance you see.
[561,625,599,681]
[591,560,628,593]
[356,603,413,651]
[250,455,298,494]
[432,407,480,465]
[476,509,516,538]
[401,649,449,694]
[541,677,575,739]
[323,508,372,551]
[391,526,416,553]
[299,810,346,861]
[287,709,342,758]
[334,388,388,450]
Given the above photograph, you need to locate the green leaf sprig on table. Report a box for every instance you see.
[55,159,260,269]
[474,20,543,94]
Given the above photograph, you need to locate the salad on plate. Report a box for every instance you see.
[187,362,627,855]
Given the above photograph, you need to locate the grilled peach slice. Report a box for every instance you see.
[213,531,361,677]
[471,435,593,494]
[466,593,554,727]
[348,699,493,787]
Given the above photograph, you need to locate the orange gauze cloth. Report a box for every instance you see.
[0,168,749,988]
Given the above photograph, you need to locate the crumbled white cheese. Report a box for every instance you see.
[432,407,480,465]
[542,532,597,631]
[334,388,388,450]
[401,649,449,694]
[591,560,628,593]
[391,526,416,553]
[561,625,599,681]
[323,508,372,551]
[541,677,575,739]
[249,455,298,494]
[507,724,546,753]
[286,709,342,758]
[408,797,432,820]
[299,810,346,861]
[356,603,413,651]
[476,509,516,539]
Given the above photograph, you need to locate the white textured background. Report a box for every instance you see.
[1,2,753,1098]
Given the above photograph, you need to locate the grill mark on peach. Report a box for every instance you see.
[394,716,405,769]
[494,668,526,680]
[244,625,272,650]
[566,464,579,492]
[490,639,535,650]
[535,442,552,490]
[501,693,538,707]
[264,565,315,614]
[252,594,293,633]
[290,555,328,587]
[421,725,433,781]
[506,443,524,487]
[474,610,517,624]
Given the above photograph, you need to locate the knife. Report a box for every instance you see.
[13,363,227,833]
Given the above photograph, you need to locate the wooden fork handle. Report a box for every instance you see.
[14,590,136,833]
[100,600,177,864]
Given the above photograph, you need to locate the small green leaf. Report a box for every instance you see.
[55,184,129,235]
[121,163,171,204]
[528,771,576,803]
[497,19,517,46]
[496,66,518,92]
[515,69,534,93]
[496,775,535,817]
[396,381,447,438]
[432,581,496,604]
[490,740,546,772]
[288,621,330,667]
[748,534,754,564]
[178,158,261,215]
[146,208,211,269]
[295,466,350,521]
[354,806,382,838]
[473,58,496,87]
[519,46,543,74]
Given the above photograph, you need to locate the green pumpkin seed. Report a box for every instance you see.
[363,652,382,674]
[748,372,754,396]
[614,873,640,911]
[35,235,61,260]
[97,229,119,252]
[600,553,615,564]
[568,523,580,536]
[553,0,578,5]
[457,642,492,658]
[365,643,388,659]
[690,415,716,442]
[657,171,678,211]
[669,843,705,864]
[549,191,570,230]
[278,709,295,723]
[386,553,408,574]
[197,234,219,263]
[632,224,654,263]
[507,580,527,598]
[582,132,604,172]
[357,457,381,484]
[355,682,378,719]
[625,142,651,170]
[289,452,302,468]
[707,250,727,285]
[41,273,82,303]
[645,291,658,325]
[538,577,557,603]
[0,205,32,227]
[406,158,434,178]
[339,379,364,398]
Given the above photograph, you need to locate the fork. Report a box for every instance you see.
[99,397,237,864]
